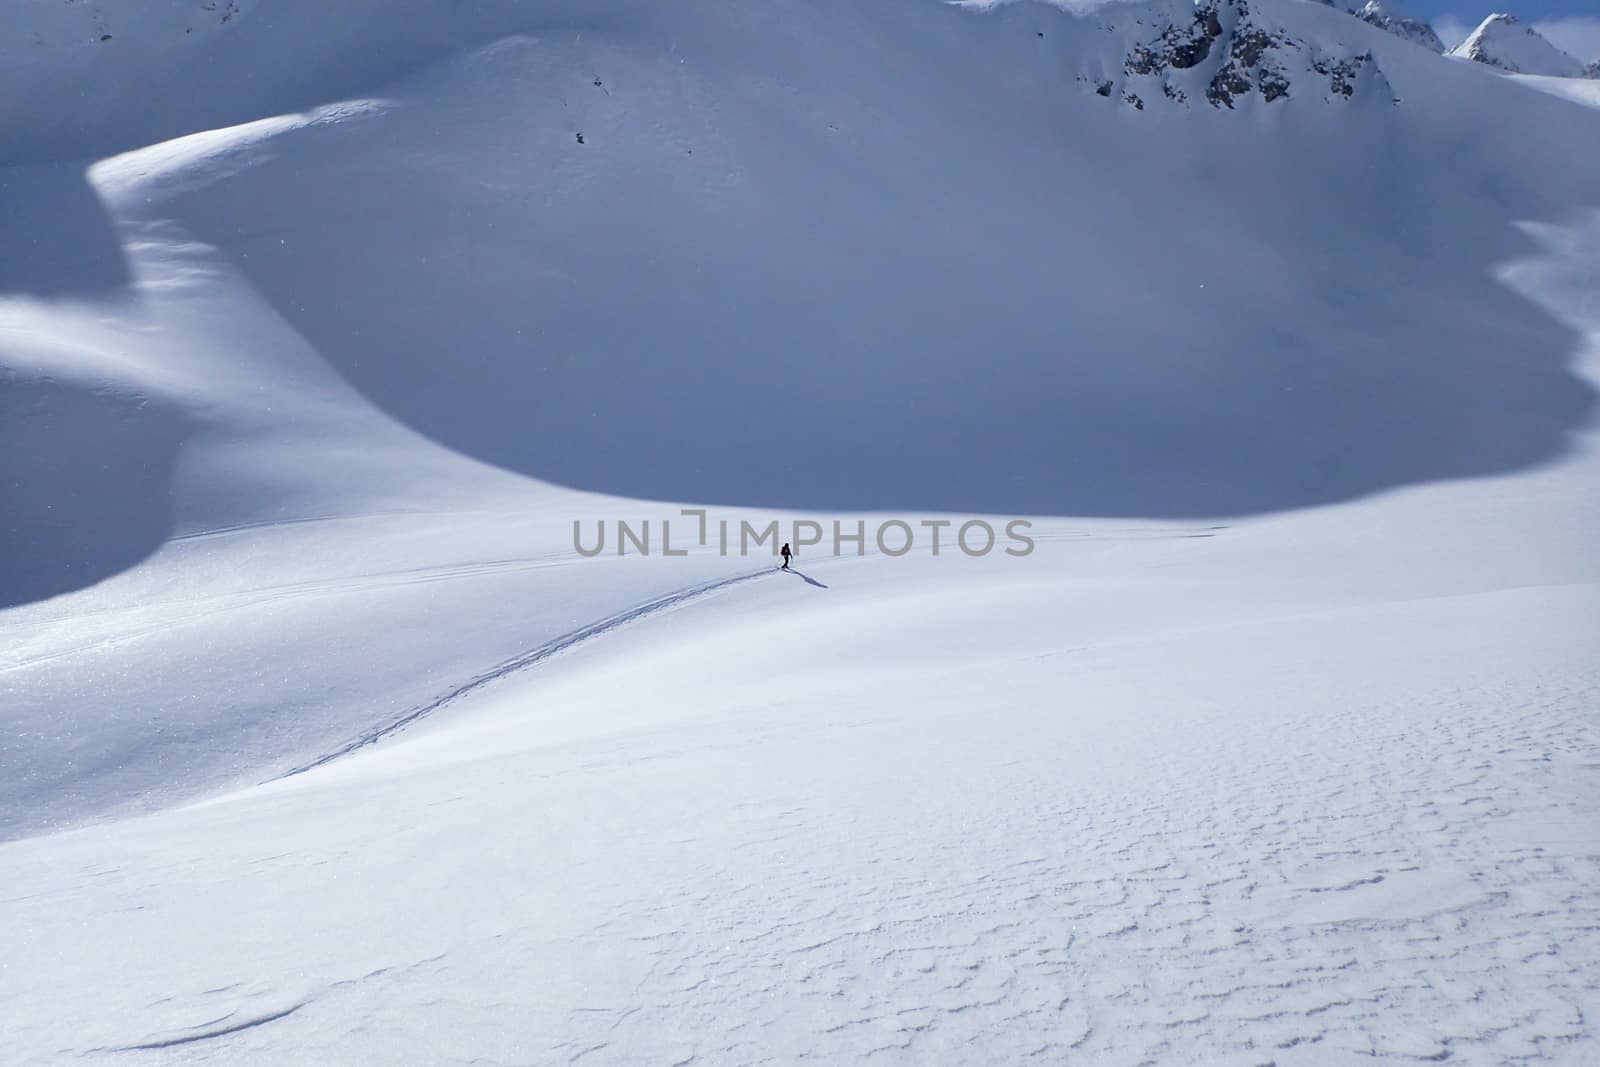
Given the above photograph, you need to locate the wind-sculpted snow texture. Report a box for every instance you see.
[2,0,1600,1062]
[3,560,1598,1063]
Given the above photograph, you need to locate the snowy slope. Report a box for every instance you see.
[1448,13,1596,78]
[6,518,1600,1062]
[3,0,1600,1061]
[11,0,1597,833]
[1514,70,1600,108]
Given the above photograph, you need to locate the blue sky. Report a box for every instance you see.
[1414,0,1594,16]
[1414,2,1600,59]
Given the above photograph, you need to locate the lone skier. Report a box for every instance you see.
[780,542,792,570]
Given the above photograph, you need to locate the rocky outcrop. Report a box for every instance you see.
[1113,0,1394,109]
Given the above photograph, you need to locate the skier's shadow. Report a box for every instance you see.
[785,569,828,589]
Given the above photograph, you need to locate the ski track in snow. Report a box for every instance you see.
[279,566,777,777]
[260,525,1225,779]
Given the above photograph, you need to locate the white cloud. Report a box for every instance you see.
[1535,16,1600,64]
[1432,15,1473,53]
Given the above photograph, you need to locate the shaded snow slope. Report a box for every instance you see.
[1449,13,1595,78]
[6,0,1592,542]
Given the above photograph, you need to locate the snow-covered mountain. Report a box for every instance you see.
[1351,0,1445,53]
[4,0,1599,1061]
[1448,12,1597,78]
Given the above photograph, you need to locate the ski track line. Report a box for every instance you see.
[277,566,776,778]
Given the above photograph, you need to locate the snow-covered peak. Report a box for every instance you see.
[1309,0,1442,53]
[1449,13,1593,78]
[1351,0,1444,54]
[1109,0,1395,110]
